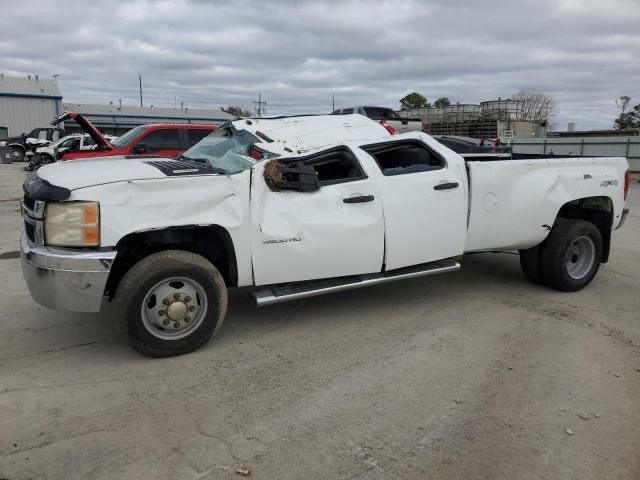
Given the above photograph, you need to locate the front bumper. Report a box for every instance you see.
[20,233,117,312]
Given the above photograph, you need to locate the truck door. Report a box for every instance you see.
[132,128,181,158]
[360,136,468,270]
[250,147,385,285]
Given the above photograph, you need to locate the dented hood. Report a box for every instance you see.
[36,156,180,190]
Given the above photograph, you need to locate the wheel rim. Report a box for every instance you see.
[141,276,208,340]
[565,236,596,280]
[10,149,24,162]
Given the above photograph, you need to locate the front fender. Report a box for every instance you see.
[68,171,254,286]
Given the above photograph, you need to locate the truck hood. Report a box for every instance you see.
[51,112,114,150]
[36,156,178,190]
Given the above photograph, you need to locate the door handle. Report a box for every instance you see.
[343,195,374,203]
[433,182,459,190]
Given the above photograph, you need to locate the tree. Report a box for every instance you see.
[399,92,430,111]
[221,105,252,117]
[615,95,631,114]
[613,97,640,129]
[433,97,451,109]
[512,89,554,120]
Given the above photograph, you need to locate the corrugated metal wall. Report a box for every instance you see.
[511,136,640,171]
[0,96,60,136]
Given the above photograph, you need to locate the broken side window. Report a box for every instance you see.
[362,141,445,176]
[305,149,365,185]
[264,147,365,191]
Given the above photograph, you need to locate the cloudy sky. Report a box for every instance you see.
[1,0,639,129]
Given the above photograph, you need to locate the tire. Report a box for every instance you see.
[10,146,25,162]
[34,154,55,170]
[114,250,228,357]
[540,219,602,292]
[519,243,545,285]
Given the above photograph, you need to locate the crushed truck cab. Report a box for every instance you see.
[20,114,630,357]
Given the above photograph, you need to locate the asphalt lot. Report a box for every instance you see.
[0,162,639,480]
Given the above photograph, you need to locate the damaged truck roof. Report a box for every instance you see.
[228,114,391,156]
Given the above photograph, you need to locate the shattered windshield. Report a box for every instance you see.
[180,127,259,174]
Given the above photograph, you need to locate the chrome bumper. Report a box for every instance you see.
[20,232,117,312]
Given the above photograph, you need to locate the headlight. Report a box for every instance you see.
[0,141,6,146]
[45,201,100,247]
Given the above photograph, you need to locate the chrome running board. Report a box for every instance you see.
[253,258,460,307]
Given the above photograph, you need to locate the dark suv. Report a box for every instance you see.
[0,127,65,162]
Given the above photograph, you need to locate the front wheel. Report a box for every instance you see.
[540,219,603,292]
[114,250,228,357]
[10,147,25,162]
[35,153,55,169]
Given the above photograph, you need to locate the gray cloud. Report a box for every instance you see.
[1,0,638,128]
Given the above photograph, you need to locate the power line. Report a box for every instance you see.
[139,74,143,107]
[253,93,267,117]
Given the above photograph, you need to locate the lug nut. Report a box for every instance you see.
[158,309,165,316]
[173,322,180,328]
[173,293,180,300]
[162,298,170,306]
[163,319,170,326]
[188,305,195,312]
[184,296,191,303]
[185,316,191,323]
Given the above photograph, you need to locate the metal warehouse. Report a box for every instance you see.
[61,103,236,135]
[0,74,63,138]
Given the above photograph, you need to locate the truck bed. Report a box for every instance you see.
[464,156,629,253]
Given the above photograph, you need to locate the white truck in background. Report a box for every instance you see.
[21,114,630,357]
[26,133,119,171]
[331,106,422,134]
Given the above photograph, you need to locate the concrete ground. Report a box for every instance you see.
[0,162,638,480]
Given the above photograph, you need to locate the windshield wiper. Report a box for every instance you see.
[179,154,207,163]
[178,155,229,175]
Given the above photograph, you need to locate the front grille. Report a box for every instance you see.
[22,193,42,243]
[23,193,35,212]
[24,220,35,242]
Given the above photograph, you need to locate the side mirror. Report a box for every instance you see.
[132,144,147,154]
[264,160,320,192]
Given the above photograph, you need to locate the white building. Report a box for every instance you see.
[61,103,236,136]
[0,74,63,138]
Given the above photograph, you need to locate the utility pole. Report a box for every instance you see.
[139,74,143,107]
[253,93,267,117]
[332,92,335,111]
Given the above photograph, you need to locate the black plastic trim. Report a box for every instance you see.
[23,174,71,201]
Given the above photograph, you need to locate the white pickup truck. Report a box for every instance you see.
[21,114,630,357]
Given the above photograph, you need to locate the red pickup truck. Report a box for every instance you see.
[53,112,216,160]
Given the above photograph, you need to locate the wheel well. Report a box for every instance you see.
[8,143,25,152]
[556,196,613,263]
[105,225,238,298]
